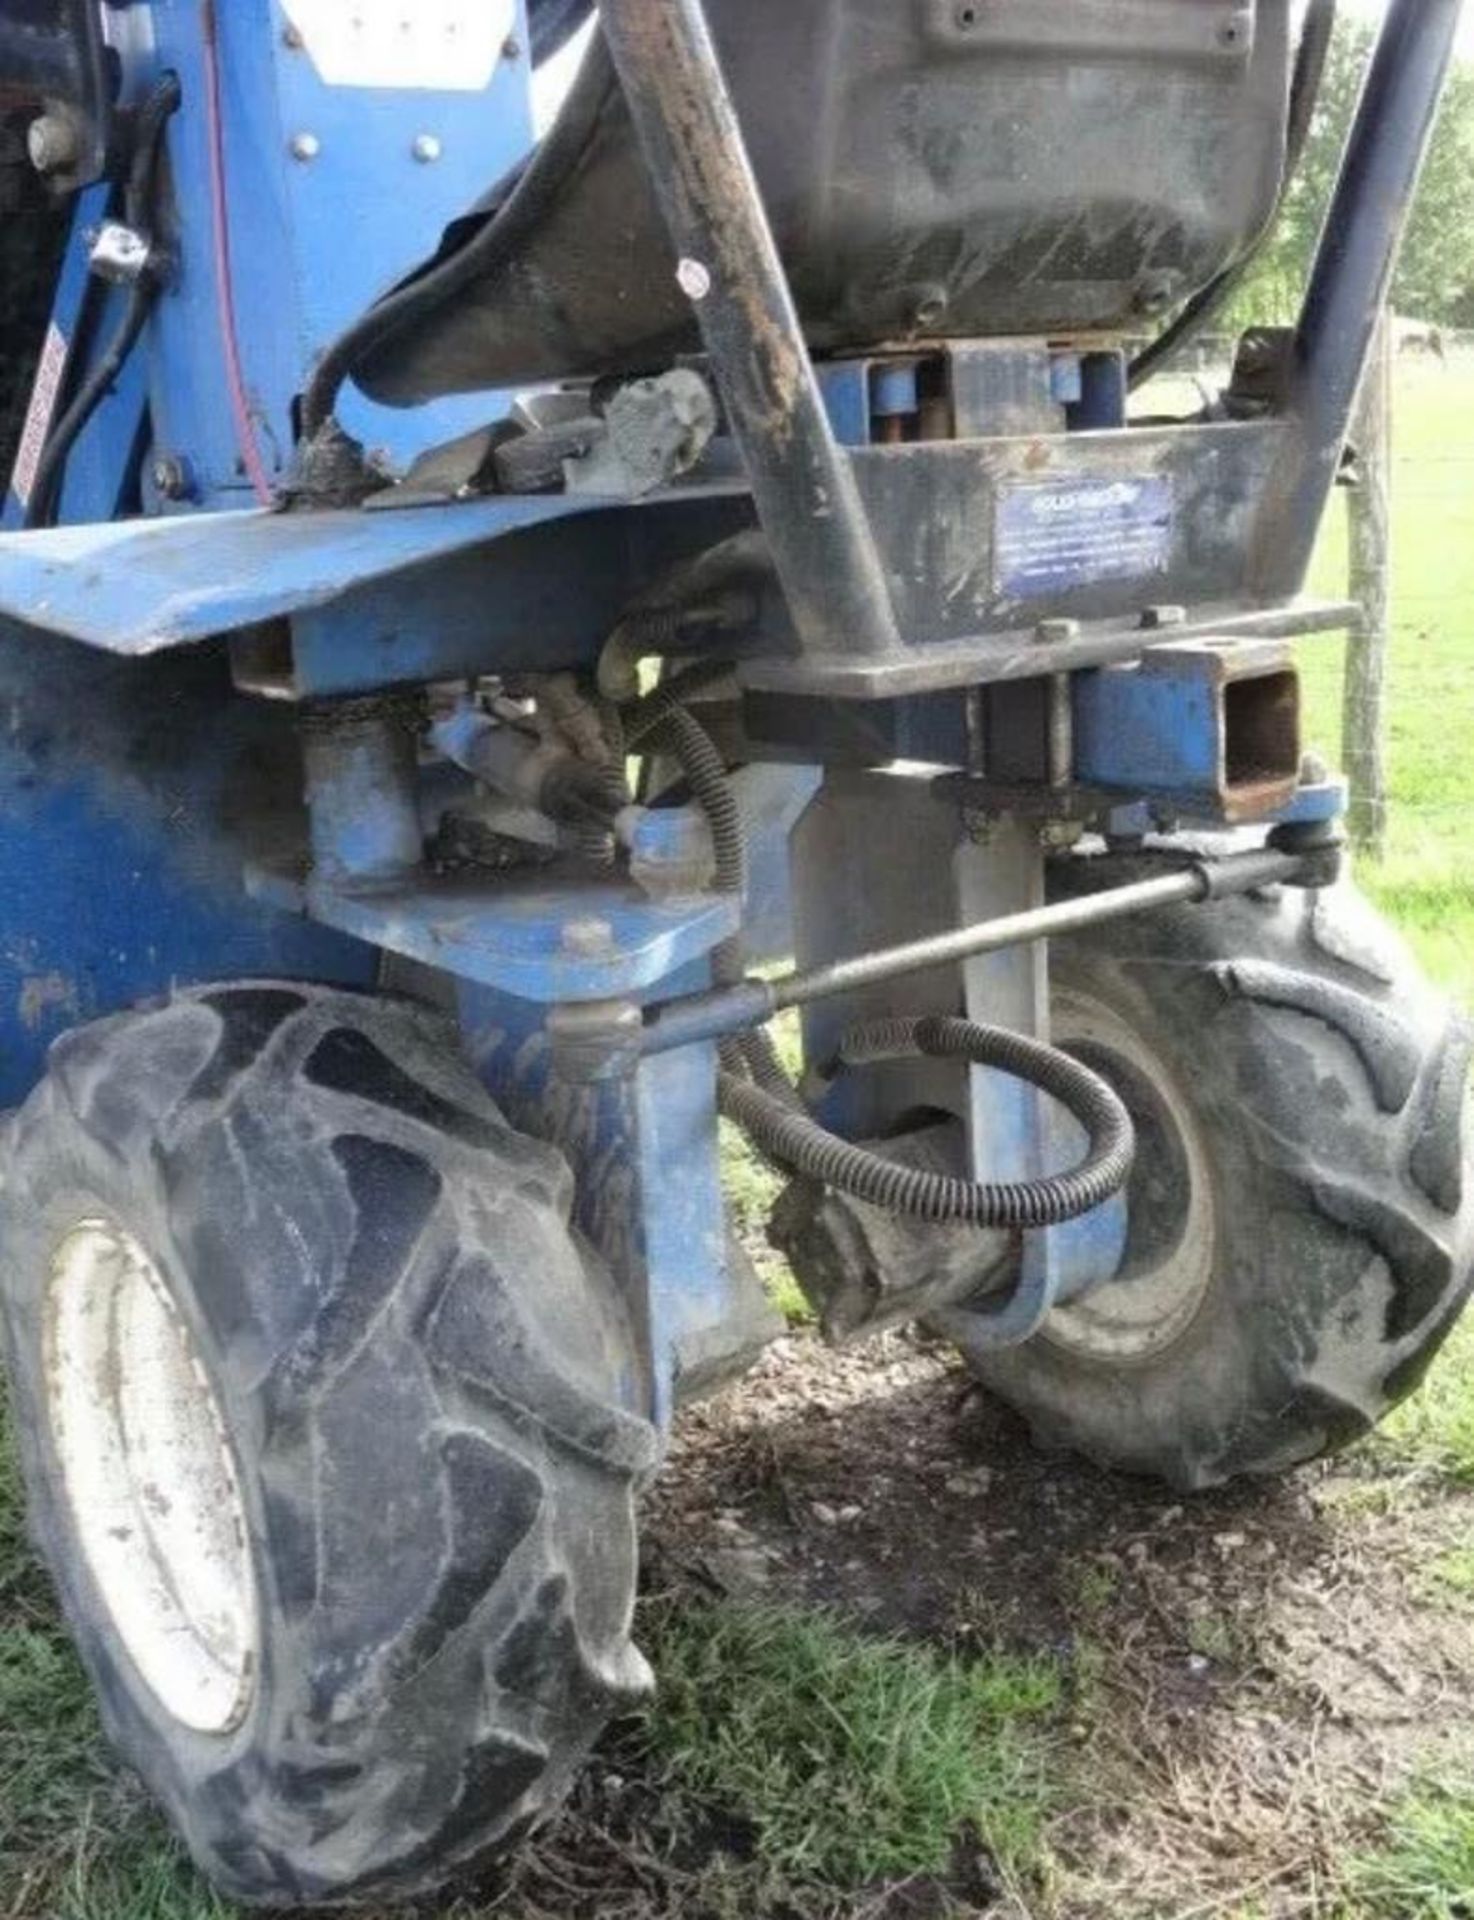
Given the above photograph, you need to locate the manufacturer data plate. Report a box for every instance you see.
[280,0,517,91]
[995,473,1175,600]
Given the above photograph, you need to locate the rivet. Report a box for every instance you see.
[290,132,321,163]
[412,134,443,164]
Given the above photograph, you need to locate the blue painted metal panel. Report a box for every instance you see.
[0,495,595,651]
[0,483,747,662]
[136,0,539,505]
[0,622,375,1104]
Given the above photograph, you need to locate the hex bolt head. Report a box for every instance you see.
[561,917,615,958]
[27,112,79,175]
[290,132,321,163]
[1300,750,1330,787]
[151,453,194,502]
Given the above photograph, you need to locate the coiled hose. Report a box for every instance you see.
[622,683,1136,1228]
[720,1015,1135,1229]
[625,682,747,986]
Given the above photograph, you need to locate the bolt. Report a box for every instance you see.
[27,112,79,175]
[561,917,615,958]
[290,131,321,163]
[913,284,950,329]
[412,133,443,164]
[1300,750,1330,787]
[151,453,194,502]
[1036,618,1080,645]
[962,806,998,846]
[502,33,522,60]
[1133,270,1182,317]
[677,257,712,302]
[1141,604,1187,630]
[282,21,305,48]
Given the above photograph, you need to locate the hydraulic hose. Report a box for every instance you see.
[719,1015,1135,1229]
[625,680,1135,1228]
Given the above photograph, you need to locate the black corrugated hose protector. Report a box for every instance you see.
[622,688,1136,1228]
[720,1014,1135,1228]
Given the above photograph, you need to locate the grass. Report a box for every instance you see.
[643,1599,1063,1894]
[1350,1776,1474,1920]
[1425,1544,1474,1603]
[1375,1313,1474,1485]
[0,1416,228,1920]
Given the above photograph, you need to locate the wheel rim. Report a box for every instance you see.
[44,1219,259,1735]
[1042,987,1217,1363]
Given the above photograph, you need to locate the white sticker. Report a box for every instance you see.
[280,0,517,92]
[12,324,69,510]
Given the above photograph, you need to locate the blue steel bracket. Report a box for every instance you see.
[1074,636,1302,824]
[248,864,740,1003]
[462,982,781,1434]
[248,857,763,1430]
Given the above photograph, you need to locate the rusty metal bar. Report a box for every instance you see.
[598,0,902,662]
[641,843,1312,1057]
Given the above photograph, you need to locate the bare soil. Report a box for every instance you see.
[471,1328,1473,1920]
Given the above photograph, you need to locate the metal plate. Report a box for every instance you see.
[995,474,1175,601]
[279,0,517,91]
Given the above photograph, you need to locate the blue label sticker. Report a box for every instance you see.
[995,473,1175,600]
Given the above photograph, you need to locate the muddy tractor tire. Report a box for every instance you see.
[0,985,655,1909]
[952,858,1474,1491]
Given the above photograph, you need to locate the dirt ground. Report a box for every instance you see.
[472,1327,1474,1920]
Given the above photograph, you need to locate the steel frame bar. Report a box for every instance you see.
[641,844,1312,1056]
[599,0,902,663]
[1256,0,1465,598]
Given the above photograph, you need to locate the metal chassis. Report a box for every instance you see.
[0,0,1460,1429]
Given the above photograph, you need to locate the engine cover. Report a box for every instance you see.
[359,0,1292,404]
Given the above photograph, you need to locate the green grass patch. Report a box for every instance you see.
[721,1118,813,1327]
[1349,1775,1474,1920]
[643,1598,1063,1894]
[1425,1545,1474,1603]
[1370,1313,1474,1486]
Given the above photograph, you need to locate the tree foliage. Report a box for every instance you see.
[1228,19,1474,327]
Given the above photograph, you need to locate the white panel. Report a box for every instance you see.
[281,0,517,91]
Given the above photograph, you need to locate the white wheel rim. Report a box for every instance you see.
[1043,990,1217,1364]
[44,1219,259,1735]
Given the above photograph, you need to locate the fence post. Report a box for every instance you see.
[1342,307,1394,858]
